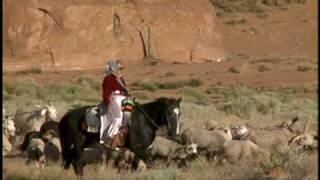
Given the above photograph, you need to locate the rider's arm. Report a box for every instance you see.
[102,75,114,105]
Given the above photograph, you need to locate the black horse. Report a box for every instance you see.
[59,97,181,177]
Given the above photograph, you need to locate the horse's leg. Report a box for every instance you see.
[72,156,84,180]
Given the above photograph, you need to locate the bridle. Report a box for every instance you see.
[135,103,162,129]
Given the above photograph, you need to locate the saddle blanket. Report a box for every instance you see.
[85,106,100,133]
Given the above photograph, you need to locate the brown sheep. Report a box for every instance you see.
[148,136,197,167]
[220,140,269,164]
[181,126,232,158]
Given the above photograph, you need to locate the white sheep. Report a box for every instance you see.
[3,115,16,156]
[14,104,58,135]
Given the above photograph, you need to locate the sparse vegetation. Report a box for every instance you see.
[228,66,241,73]
[131,79,203,92]
[257,64,271,72]
[297,63,317,72]
[15,67,43,75]
[216,84,317,120]
[225,19,247,25]
[209,0,307,18]
[177,87,209,105]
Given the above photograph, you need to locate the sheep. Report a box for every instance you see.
[76,143,137,173]
[205,120,219,131]
[19,124,59,152]
[78,143,106,168]
[220,140,269,164]
[19,131,42,152]
[135,159,147,171]
[181,126,232,159]
[44,137,61,164]
[26,138,46,167]
[3,133,12,156]
[230,124,249,140]
[244,117,314,151]
[3,115,16,156]
[14,104,58,135]
[114,149,136,172]
[148,136,198,167]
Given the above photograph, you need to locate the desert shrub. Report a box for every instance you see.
[205,85,227,95]
[77,75,101,90]
[131,79,203,91]
[297,63,316,72]
[218,85,256,119]
[257,64,271,72]
[228,66,241,73]
[131,81,160,92]
[131,91,150,100]
[225,19,247,25]
[177,87,209,105]
[4,78,39,96]
[15,66,42,75]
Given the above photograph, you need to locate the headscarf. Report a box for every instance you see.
[105,59,120,75]
[105,59,126,89]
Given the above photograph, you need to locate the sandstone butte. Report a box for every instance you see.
[3,0,225,71]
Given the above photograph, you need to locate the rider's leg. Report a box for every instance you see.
[99,103,108,144]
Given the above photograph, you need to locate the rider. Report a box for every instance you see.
[99,59,128,147]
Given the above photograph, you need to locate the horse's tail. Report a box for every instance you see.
[59,110,73,169]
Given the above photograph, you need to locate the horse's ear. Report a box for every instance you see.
[177,97,182,103]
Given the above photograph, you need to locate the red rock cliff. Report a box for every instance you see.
[3,0,225,71]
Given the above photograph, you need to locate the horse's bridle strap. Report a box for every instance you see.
[135,103,161,129]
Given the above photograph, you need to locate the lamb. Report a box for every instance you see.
[148,136,197,167]
[181,126,232,159]
[26,138,46,167]
[220,140,269,164]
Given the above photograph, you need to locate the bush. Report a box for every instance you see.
[177,87,209,105]
[131,79,203,91]
[15,67,42,75]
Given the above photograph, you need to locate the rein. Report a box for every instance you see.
[135,103,161,129]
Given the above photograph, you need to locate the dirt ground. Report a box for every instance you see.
[3,1,317,92]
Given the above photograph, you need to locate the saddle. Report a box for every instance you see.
[82,97,135,148]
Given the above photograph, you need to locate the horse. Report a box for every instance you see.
[59,97,181,177]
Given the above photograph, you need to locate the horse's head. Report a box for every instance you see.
[159,97,182,138]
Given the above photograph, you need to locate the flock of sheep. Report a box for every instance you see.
[3,104,318,174]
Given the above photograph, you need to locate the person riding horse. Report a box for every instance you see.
[99,59,128,148]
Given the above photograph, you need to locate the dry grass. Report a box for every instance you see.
[3,74,318,180]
